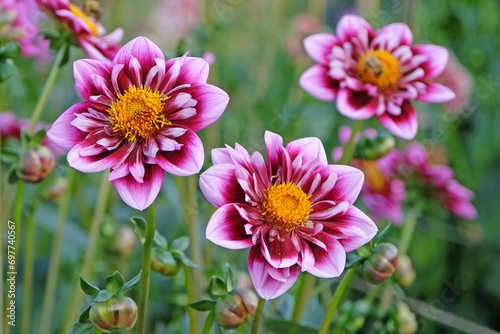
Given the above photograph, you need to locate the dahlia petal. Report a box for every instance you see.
[375,23,413,50]
[47,103,88,150]
[68,139,133,173]
[128,56,143,87]
[112,164,164,211]
[309,172,338,202]
[261,228,299,269]
[248,247,300,300]
[377,101,418,140]
[74,59,112,101]
[318,165,364,204]
[307,232,346,278]
[155,127,204,176]
[336,14,374,44]
[303,33,339,64]
[112,64,132,94]
[159,59,180,93]
[425,165,454,186]
[130,150,146,183]
[412,44,449,79]
[199,164,246,208]
[299,64,338,101]
[285,136,328,166]
[177,57,210,84]
[417,82,456,103]
[298,239,315,272]
[264,131,284,170]
[113,37,165,73]
[108,163,130,181]
[206,204,254,249]
[337,88,380,119]
[309,200,349,221]
[211,148,233,165]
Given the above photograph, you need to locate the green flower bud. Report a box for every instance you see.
[215,288,259,329]
[356,133,395,161]
[18,146,55,183]
[90,295,138,333]
[113,226,137,258]
[363,243,398,284]
[395,302,418,334]
[150,249,181,277]
[394,254,416,287]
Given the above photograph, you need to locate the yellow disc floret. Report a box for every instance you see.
[358,50,401,91]
[108,86,170,142]
[261,182,313,232]
[69,4,99,36]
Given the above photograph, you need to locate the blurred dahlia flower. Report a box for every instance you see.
[47,37,229,210]
[35,0,123,62]
[0,0,50,60]
[333,126,406,224]
[200,131,377,299]
[300,14,455,139]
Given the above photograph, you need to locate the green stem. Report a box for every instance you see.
[201,309,215,334]
[338,120,363,165]
[399,206,421,256]
[28,44,68,134]
[61,172,111,331]
[318,267,357,334]
[250,297,266,334]
[183,264,198,334]
[93,328,101,334]
[292,274,316,322]
[21,202,38,334]
[39,169,75,334]
[137,204,156,334]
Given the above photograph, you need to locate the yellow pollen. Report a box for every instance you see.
[261,182,312,232]
[359,160,386,192]
[358,50,401,90]
[107,86,170,142]
[69,4,99,36]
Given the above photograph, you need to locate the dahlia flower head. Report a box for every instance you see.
[35,0,123,62]
[333,126,406,225]
[300,14,455,140]
[47,37,229,210]
[200,131,377,299]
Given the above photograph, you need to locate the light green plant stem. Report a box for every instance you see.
[183,263,198,334]
[28,44,68,134]
[201,309,215,334]
[2,181,23,334]
[93,328,101,334]
[137,204,156,334]
[61,172,111,331]
[292,274,316,322]
[399,206,421,256]
[338,120,363,165]
[39,169,75,334]
[21,201,38,334]
[250,297,266,334]
[318,267,358,334]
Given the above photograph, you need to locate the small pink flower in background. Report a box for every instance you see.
[35,0,123,62]
[300,14,455,140]
[401,143,477,219]
[285,12,323,64]
[202,52,215,66]
[200,131,377,299]
[0,0,51,60]
[334,126,406,224]
[436,53,474,114]
[47,37,229,210]
[0,112,64,158]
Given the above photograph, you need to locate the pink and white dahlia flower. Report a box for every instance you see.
[300,14,455,140]
[200,131,377,299]
[35,0,123,62]
[47,37,229,210]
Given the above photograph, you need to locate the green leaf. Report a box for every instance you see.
[130,216,147,244]
[79,277,100,297]
[78,305,92,323]
[171,236,190,251]
[0,62,16,82]
[30,129,47,147]
[120,270,142,294]
[225,264,234,292]
[345,254,365,269]
[154,230,168,249]
[0,42,21,59]
[0,147,20,163]
[189,299,217,311]
[209,277,227,297]
[158,250,176,265]
[6,166,19,184]
[264,319,317,334]
[94,289,114,303]
[20,130,30,148]
[69,321,94,334]
[104,271,125,296]
[178,254,197,268]
[370,223,391,248]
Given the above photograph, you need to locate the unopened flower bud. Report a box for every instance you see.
[363,243,398,284]
[44,177,69,201]
[150,249,181,277]
[90,295,137,333]
[18,146,55,183]
[356,133,395,161]
[395,302,418,334]
[215,288,259,329]
[113,226,136,258]
[395,254,416,287]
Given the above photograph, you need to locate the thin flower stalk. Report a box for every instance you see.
[249,297,266,334]
[201,309,215,334]
[291,274,316,322]
[183,263,198,334]
[337,120,363,165]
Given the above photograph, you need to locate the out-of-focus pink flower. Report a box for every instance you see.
[202,52,215,66]
[0,112,64,158]
[35,0,123,62]
[436,53,474,114]
[0,0,50,60]
[401,143,477,219]
[334,126,406,224]
[285,13,323,64]
[200,131,377,299]
[47,37,229,210]
[300,14,455,139]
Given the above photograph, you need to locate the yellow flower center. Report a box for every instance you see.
[108,86,170,142]
[358,50,401,90]
[359,160,386,192]
[69,4,99,36]
[261,182,312,232]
